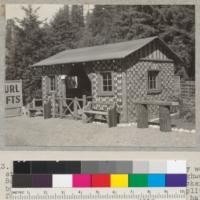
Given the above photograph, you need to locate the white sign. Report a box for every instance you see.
[5,80,23,116]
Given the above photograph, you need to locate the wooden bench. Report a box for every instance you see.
[134,100,179,132]
[82,101,118,128]
[27,98,43,117]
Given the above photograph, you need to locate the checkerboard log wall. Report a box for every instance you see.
[126,60,174,121]
[86,61,123,115]
[85,40,176,122]
[125,43,175,122]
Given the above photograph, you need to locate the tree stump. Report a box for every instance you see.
[159,105,171,132]
[137,104,148,128]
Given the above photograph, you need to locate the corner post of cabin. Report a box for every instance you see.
[159,104,171,132]
[121,70,128,123]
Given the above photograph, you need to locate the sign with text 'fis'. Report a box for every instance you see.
[5,80,23,117]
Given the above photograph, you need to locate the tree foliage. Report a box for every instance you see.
[6,6,49,103]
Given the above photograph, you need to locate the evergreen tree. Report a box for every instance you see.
[158,5,195,78]
[6,5,49,103]
[84,5,194,79]
[83,5,117,45]
[78,10,94,47]
[112,6,159,41]
[50,5,74,53]
[6,19,18,80]
[49,5,85,51]
[71,5,84,48]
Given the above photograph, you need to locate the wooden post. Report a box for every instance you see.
[113,104,118,127]
[73,97,78,120]
[32,98,36,108]
[43,98,52,119]
[111,104,118,127]
[27,103,31,117]
[82,112,87,123]
[82,95,87,107]
[108,109,112,128]
[121,71,128,123]
[59,96,63,118]
[159,105,171,132]
[137,103,148,128]
[51,93,56,118]
[61,77,66,99]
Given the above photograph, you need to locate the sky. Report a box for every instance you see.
[6,4,94,22]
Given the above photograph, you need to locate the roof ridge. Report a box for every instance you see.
[32,35,181,67]
[56,36,158,52]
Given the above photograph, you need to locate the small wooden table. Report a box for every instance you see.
[134,101,179,132]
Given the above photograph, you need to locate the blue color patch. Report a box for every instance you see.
[148,174,165,187]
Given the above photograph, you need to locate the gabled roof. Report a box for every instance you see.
[32,36,181,67]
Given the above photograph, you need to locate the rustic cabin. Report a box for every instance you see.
[31,36,182,124]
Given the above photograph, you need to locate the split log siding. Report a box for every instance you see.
[86,61,124,119]
[125,45,175,122]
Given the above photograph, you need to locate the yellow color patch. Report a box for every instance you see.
[111,174,128,187]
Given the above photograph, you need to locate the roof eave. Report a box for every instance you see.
[156,37,183,64]
[31,57,125,68]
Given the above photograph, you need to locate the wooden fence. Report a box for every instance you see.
[180,81,195,107]
[51,95,92,119]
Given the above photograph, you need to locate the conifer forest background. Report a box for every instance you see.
[5,5,195,103]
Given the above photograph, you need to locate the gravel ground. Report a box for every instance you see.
[4,116,196,147]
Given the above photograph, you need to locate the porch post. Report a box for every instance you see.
[73,97,78,120]
[82,95,87,107]
[51,93,56,118]
[61,75,66,99]
[59,96,63,118]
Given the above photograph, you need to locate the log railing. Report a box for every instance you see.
[52,95,93,119]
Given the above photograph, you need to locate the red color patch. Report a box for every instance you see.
[91,174,110,187]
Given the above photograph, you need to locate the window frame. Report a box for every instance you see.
[49,75,56,92]
[147,70,161,94]
[97,71,114,96]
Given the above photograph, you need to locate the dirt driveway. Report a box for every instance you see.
[4,116,196,147]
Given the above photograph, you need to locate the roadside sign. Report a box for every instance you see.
[5,80,23,117]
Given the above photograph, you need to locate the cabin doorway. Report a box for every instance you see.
[64,67,91,98]
[57,67,91,119]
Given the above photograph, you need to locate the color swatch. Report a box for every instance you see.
[91,174,110,187]
[111,174,128,187]
[12,160,187,188]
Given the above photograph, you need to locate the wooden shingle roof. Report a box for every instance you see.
[32,36,181,67]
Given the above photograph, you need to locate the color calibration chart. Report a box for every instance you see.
[10,160,187,200]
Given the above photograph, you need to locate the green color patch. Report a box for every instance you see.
[128,174,148,187]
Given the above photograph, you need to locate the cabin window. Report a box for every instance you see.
[102,72,113,92]
[49,76,56,91]
[147,70,161,94]
[98,71,114,96]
